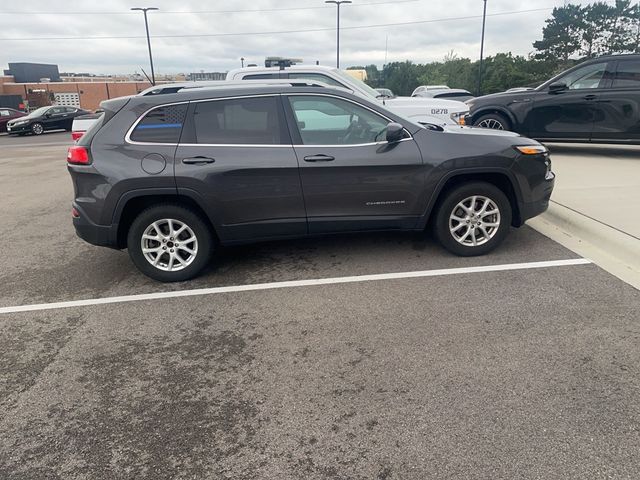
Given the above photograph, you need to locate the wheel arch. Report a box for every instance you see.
[470,107,516,128]
[419,169,524,229]
[113,190,218,249]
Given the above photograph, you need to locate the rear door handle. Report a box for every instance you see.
[583,94,598,101]
[303,154,335,162]
[182,156,215,165]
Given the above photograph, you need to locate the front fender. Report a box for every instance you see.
[417,167,524,229]
[471,106,517,127]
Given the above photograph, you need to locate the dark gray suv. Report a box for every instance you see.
[67,83,555,282]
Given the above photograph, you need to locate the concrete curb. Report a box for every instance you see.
[528,201,640,290]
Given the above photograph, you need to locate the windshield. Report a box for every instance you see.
[27,107,50,118]
[332,69,382,99]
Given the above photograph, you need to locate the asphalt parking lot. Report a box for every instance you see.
[1,132,639,479]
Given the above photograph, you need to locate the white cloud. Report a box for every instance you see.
[0,0,600,74]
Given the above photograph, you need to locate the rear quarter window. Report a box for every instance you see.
[130,104,188,143]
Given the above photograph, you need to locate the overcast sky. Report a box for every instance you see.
[0,0,601,75]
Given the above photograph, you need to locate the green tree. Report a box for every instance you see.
[381,61,420,96]
[533,4,584,63]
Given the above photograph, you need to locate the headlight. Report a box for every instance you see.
[11,120,27,126]
[515,145,548,155]
[450,111,468,125]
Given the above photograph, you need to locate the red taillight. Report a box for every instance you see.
[71,207,80,218]
[71,131,84,141]
[67,146,90,165]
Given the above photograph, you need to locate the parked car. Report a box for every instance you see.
[68,83,554,282]
[7,105,90,136]
[71,111,104,141]
[0,107,27,133]
[226,65,469,126]
[467,54,640,143]
[375,88,396,99]
[414,88,475,102]
[412,85,449,96]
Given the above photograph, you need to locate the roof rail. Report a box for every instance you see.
[138,79,345,96]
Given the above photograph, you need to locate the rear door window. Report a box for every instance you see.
[190,96,286,145]
[130,104,188,143]
[612,61,640,88]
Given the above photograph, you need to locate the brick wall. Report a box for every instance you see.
[0,80,153,111]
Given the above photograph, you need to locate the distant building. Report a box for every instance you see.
[3,62,61,83]
[187,72,226,81]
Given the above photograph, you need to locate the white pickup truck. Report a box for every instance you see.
[226,65,469,126]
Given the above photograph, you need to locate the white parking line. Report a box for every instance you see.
[0,258,591,315]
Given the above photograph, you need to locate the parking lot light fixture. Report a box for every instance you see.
[325,0,352,68]
[477,0,488,96]
[131,7,159,86]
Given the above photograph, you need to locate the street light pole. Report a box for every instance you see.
[325,0,352,68]
[131,7,159,86]
[477,0,487,96]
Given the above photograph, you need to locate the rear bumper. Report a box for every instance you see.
[72,203,120,249]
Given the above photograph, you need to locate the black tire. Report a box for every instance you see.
[434,182,512,257]
[127,204,214,282]
[474,112,511,131]
[31,122,44,135]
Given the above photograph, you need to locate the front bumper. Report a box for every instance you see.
[518,171,555,224]
[6,123,30,134]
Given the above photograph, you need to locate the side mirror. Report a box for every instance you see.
[386,122,404,143]
[548,82,568,94]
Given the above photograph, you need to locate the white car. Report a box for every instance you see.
[413,88,475,102]
[70,112,103,142]
[411,85,450,96]
[226,66,468,126]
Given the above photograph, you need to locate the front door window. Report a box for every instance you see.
[288,95,390,145]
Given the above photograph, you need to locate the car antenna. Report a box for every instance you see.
[140,67,153,85]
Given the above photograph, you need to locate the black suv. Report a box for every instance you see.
[68,83,554,281]
[468,54,640,144]
[8,105,90,135]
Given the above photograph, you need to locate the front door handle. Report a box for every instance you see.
[583,94,597,101]
[182,156,215,165]
[303,154,335,162]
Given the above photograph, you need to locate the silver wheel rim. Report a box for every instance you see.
[449,195,501,247]
[477,118,504,130]
[141,218,198,272]
[32,123,43,134]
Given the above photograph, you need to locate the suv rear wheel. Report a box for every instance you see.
[434,182,512,256]
[127,204,213,282]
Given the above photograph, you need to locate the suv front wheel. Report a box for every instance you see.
[434,182,512,256]
[127,204,213,282]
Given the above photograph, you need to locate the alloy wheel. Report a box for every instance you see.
[477,118,504,130]
[449,195,501,247]
[140,218,198,272]
[31,123,44,135]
